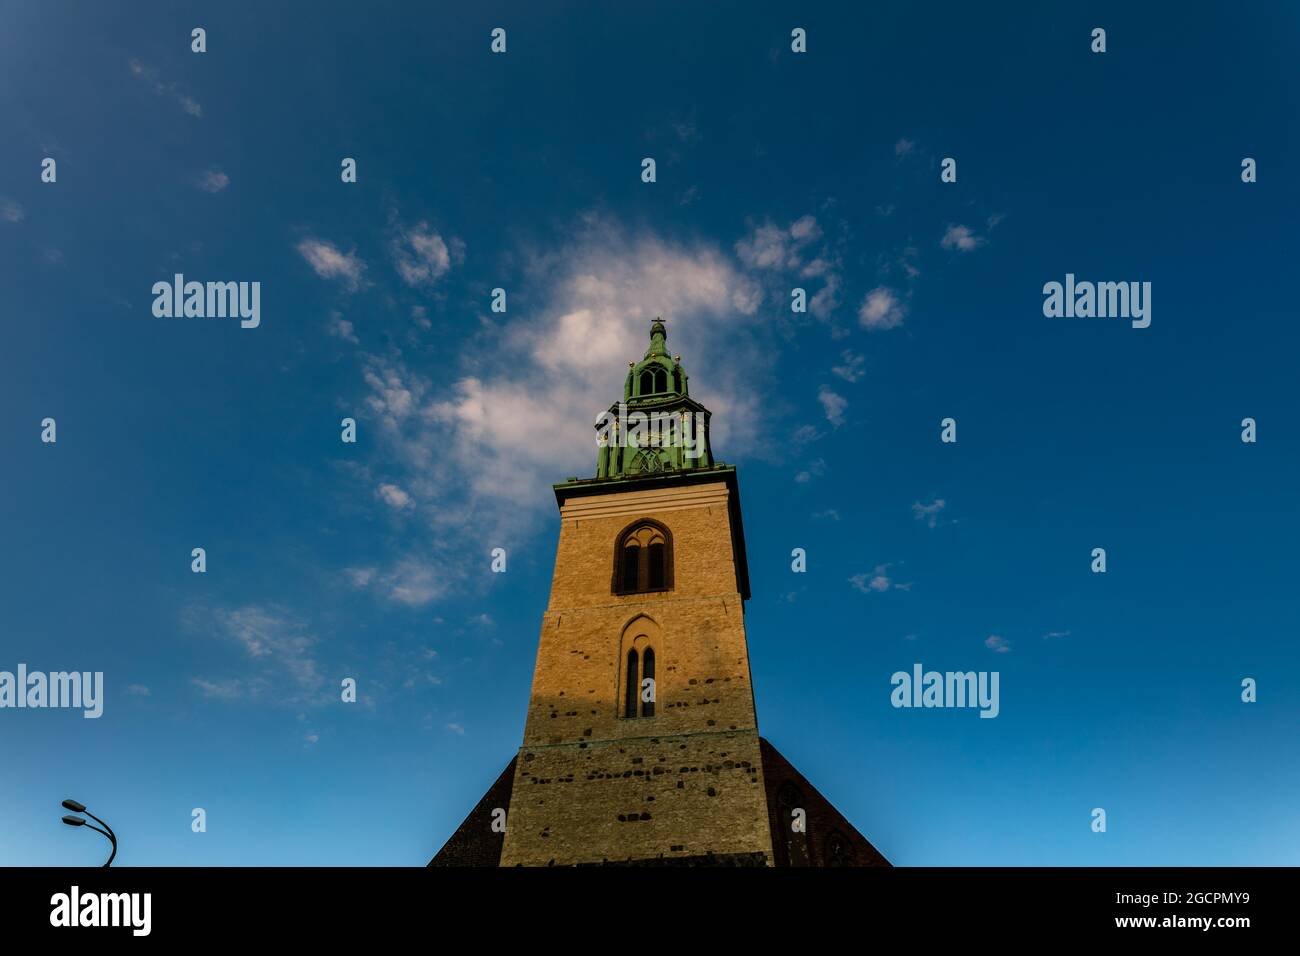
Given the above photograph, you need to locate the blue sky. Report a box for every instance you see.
[2,1,1298,866]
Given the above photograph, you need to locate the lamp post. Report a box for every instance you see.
[61,799,117,867]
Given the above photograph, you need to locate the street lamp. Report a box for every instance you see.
[61,798,117,867]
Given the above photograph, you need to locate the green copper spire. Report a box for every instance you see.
[594,318,713,480]
[645,317,669,358]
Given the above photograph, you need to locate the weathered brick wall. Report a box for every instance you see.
[501,480,774,866]
[500,731,773,866]
[522,481,757,748]
[545,482,743,611]
[522,597,755,746]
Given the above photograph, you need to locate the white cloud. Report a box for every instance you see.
[808,271,841,320]
[1043,630,1070,640]
[736,216,845,321]
[381,559,447,607]
[788,214,819,241]
[890,245,921,280]
[376,483,413,509]
[391,222,462,287]
[985,635,1011,653]
[895,138,915,158]
[818,386,847,427]
[735,215,820,271]
[328,311,359,344]
[831,350,865,382]
[941,223,986,252]
[445,722,466,735]
[345,567,376,588]
[191,677,249,701]
[850,563,910,594]
[912,498,946,528]
[344,559,446,607]
[197,169,229,193]
[297,238,365,290]
[341,217,780,607]
[858,286,906,330]
[128,59,202,117]
[794,457,826,484]
[125,684,151,697]
[1,199,24,223]
[201,606,323,697]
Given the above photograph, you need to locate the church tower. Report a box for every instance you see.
[431,320,889,867]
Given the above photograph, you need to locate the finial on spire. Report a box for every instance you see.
[646,317,669,358]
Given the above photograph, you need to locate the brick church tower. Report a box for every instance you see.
[430,319,889,867]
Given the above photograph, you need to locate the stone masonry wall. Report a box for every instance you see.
[501,480,773,866]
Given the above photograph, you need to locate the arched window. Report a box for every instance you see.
[824,830,854,867]
[624,650,639,718]
[639,370,654,395]
[653,368,667,392]
[775,782,810,867]
[612,520,673,595]
[641,648,655,717]
[619,615,662,720]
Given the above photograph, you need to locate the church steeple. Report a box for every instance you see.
[433,310,889,870]
[595,318,712,479]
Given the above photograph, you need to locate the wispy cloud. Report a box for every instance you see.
[337,215,812,608]
[858,286,907,331]
[328,311,359,344]
[912,498,947,528]
[191,605,325,703]
[376,483,413,509]
[1,199,24,223]
[390,221,463,287]
[735,215,820,271]
[191,677,255,701]
[341,553,455,608]
[818,386,847,427]
[1042,630,1071,640]
[736,215,843,320]
[345,567,376,588]
[831,349,866,383]
[128,59,201,116]
[985,634,1011,653]
[196,169,229,193]
[297,238,365,291]
[941,223,986,252]
[850,563,911,594]
[795,458,826,484]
